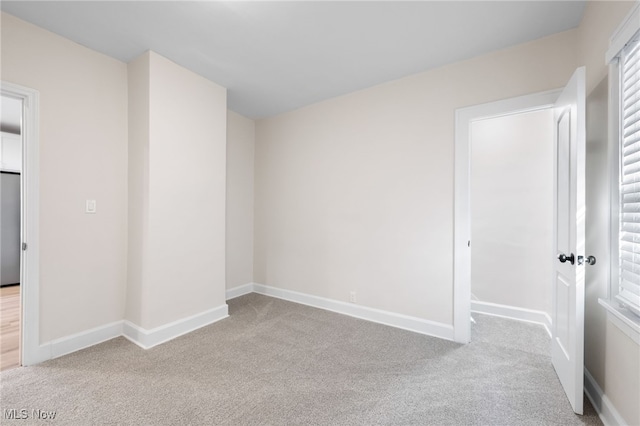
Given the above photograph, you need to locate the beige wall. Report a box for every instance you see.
[470,110,553,314]
[604,319,640,424]
[127,51,228,330]
[580,2,639,425]
[1,13,128,342]
[254,30,578,324]
[226,111,255,290]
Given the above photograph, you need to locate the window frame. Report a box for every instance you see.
[602,1,640,345]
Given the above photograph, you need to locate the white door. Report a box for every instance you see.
[552,67,586,415]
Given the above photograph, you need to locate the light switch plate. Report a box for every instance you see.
[85,199,97,214]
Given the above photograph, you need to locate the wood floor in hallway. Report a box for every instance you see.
[0,284,20,371]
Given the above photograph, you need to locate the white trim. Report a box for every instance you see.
[609,61,621,305]
[32,304,231,360]
[122,304,229,349]
[599,298,640,345]
[471,301,552,337]
[227,283,455,340]
[1,82,42,366]
[226,283,255,300]
[584,368,629,426]
[454,89,561,344]
[48,321,123,359]
[253,283,454,341]
[605,1,640,64]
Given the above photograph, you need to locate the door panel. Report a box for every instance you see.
[555,273,570,358]
[557,109,571,254]
[552,67,586,415]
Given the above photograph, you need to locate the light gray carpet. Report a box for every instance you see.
[0,294,601,425]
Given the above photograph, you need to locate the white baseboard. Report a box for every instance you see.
[39,304,230,362]
[471,300,552,337]
[584,368,628,426]
[253,283,454,341]
[22,345,52,367]
[38,286,492,363]
[226,283,255,300]
[123,304,229,349]
[48,321,123,359]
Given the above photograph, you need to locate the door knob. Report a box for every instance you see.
[558,253,575,265]
[577,255,597,265]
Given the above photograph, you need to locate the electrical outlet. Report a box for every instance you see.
[349,291,357,304]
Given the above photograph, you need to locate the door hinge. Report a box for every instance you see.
[468,240,471,247]
[22,242,27,251]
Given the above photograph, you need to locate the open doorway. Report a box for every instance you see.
[1,81,41,369]
[469,108,554,336]
[464,107,556,367]
[453,89,561,344]
[1,94,23,371]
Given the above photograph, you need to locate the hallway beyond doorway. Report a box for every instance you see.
[0,284,20,371]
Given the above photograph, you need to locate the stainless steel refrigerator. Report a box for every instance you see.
[1,171,20,286]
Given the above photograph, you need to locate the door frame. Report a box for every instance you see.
[453,89,561,343]
[1,81,45,365]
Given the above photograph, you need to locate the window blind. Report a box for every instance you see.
[617,35,640,317]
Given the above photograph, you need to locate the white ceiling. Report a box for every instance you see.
[1,1,586,119]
